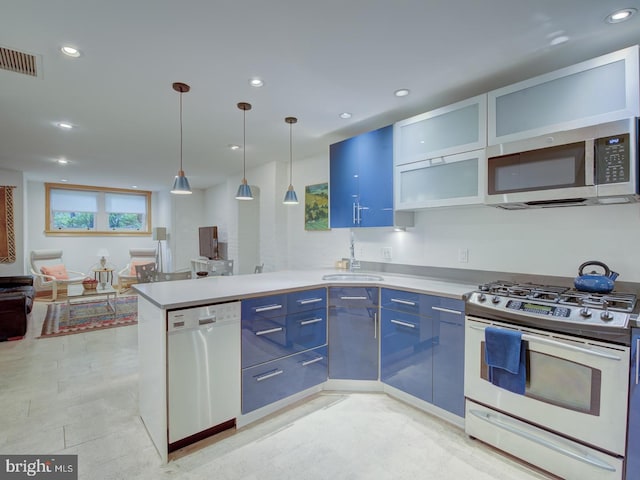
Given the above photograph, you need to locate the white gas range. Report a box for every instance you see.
[464,280,637,480]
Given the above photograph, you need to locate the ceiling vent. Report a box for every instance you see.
[0,46,39,77]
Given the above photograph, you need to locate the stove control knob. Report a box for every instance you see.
[579,307,592,318]
[600,311,614,322]
[478,293,487,302]
[491,295,500,304]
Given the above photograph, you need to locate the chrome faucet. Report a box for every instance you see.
[349,231,360,271]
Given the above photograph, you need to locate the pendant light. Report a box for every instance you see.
[170,82,192,194]
[235,102,254,200]
[283,116,299,204]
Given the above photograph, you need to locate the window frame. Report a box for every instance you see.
[45,183,152,236]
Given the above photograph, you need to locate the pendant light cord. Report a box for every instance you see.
[243,108,246,179]
[179,91,183,172]
[289,122,293,183]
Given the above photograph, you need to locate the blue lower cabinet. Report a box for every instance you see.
[380,309,433,402]
[626,329,640,480]
[328,287,379,380]
[432,308,465,417]
[286,308,327,351]
[241,316,288,368]
[242,346,328,414]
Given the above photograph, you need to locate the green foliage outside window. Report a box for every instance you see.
[52,212,95,230]
[109,213,143,230]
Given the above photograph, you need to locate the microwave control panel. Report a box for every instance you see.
[595,133,630,184]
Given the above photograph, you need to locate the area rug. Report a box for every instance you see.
[39,296,138,338]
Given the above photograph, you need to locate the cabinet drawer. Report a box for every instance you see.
[242,346,328,413]
[429,296,464,319]
[242,309,327,368]
[287,288,326,314]
[242,294,287,320]
[329,287,378,308]
[242,316,288,368]
[287,308,327,352]
[381,288,433,317]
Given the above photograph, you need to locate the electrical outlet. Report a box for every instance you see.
[382,247,392,260]
[458,248,469,263]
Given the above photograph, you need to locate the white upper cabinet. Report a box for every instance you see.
[394,94,487,166]
[395,149,486,210]
[489,45,639,145]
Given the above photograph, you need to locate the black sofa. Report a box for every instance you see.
[0,276,35,341]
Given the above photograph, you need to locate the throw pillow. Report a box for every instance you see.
[40,264,69,280]
[130,260,155,276]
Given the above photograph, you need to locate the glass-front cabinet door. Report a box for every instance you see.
[394,94,487,166]
[395,149,486,210]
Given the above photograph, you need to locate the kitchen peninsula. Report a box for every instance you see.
[134,270,475,463]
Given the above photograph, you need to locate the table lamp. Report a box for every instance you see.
[97,248,110,268]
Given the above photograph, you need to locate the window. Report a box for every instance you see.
[45,183,151,236]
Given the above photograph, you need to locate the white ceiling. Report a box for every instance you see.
[2,0,640,192]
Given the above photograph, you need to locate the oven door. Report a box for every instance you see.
[464,317,630,456]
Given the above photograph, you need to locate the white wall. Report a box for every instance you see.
[286,153,640,282]
[0,168,25,276]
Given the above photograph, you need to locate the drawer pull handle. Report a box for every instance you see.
[255,369,284,382]
[298,298,323,305]
[391,298,416,306]
[255,304,283,313]
[302,356,324,366]
[340,296,368,300]
[432,306,463,315]
[300,318,323,326]
[255,327,284,336]
[391,319,416,329]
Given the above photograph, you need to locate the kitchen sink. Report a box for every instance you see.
[321,273,384,282]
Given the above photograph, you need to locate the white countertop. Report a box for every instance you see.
[133,269,476,310]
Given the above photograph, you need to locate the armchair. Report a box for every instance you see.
[29,249,85,301]
[117,248,157,291]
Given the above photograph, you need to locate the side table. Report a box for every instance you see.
[93,267,114,286]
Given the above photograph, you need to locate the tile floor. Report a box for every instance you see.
[0,298,553,480]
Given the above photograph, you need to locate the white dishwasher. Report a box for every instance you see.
[167,301,240,451]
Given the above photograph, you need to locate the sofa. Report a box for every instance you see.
[0,276,35,341]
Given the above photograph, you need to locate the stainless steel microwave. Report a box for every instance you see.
[485,118,639,209]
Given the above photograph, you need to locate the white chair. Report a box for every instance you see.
[29,249,85,301]
[117,248,157,291]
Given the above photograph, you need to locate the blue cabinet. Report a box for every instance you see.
[626,329,640,480]
[329,125,394,228]
[380,307,433,402]
[380,288,465,417]
[328,287,379,380]
[241,288,327,413]
[431,297,465,417]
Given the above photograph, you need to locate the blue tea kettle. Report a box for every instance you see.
[574,261,619,293]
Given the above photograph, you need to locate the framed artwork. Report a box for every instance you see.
[0,186,16,263]
[305,183,329,231]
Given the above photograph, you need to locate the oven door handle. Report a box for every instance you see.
[469,409,616,472]
[469,324,622,361]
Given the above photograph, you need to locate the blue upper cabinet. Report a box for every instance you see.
[330,125,394,228]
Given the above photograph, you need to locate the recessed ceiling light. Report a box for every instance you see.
[606,8,637,23]
[57,122,73,129]
[57,159,68,165]
[339,112,352,119]
[249,78,264,87]
[131,185,138,189]
[549,35,569,46]
[60,179,68,182]
[229,144,241,150]
[394,89,410,97]
[60,45,81,57]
